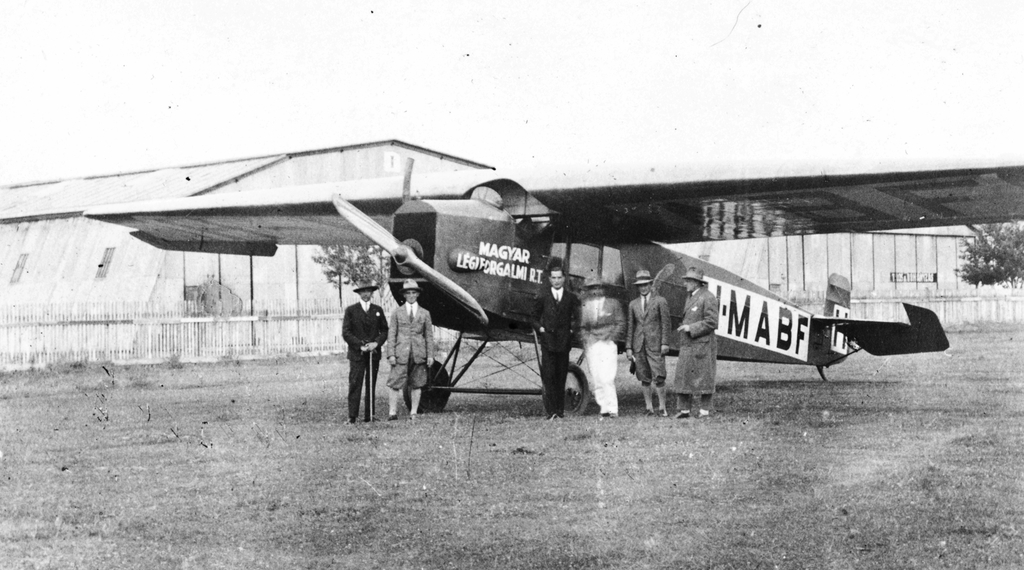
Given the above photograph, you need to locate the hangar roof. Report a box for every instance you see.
[0,140,490,223]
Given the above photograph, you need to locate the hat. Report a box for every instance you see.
[583,276,605,289]
[633,269,654,285]
[352,280,378,293]
[682,267,707,284]
[401,279,422,292]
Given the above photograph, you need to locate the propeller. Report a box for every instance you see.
[332,195,489,326]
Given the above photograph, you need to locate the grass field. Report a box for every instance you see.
[2,324,1023,569]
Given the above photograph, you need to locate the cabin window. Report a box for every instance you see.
[568,243,600,281]
[470,187,504,209]
[96,247,116,279]
[550,242,567,267]
[10,253,28,284]
[601,246,624,287]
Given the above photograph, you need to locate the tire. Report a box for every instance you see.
[403,360,451,413]
[563,363,592,416]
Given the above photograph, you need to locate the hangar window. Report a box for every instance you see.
[96,248,116,279]
[383,152,402,173]
[10,253,28,284]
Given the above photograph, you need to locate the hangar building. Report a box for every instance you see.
[0,140,490,309]
[1,141,1019,368]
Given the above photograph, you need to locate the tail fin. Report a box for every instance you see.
[823,274,852,353]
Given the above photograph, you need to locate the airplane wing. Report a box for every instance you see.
[508,159,1024,244]
[84,158,1024,250]
[813,303,950,356]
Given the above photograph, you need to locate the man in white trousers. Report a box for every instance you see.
[579,276,626,418]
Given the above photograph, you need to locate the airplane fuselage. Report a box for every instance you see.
[387,198,846,367]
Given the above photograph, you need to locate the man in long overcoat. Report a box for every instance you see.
[673,267,719,418]
[341,280,389,423]
[625,269,672,417]
[531,264,580,419]
[386,279,434,420]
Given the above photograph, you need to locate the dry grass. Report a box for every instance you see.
[1,325,1023,569]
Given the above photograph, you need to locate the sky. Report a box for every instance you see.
[2,0,1023,186]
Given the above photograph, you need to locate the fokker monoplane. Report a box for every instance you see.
[85,158,1024,413]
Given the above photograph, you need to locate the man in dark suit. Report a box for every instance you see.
[342,280,389,423]
[531,264,581,419]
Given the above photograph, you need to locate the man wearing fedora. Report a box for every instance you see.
[385,279,435,421]
[580,276,626,418]
[531,262,580,419]
[626,269,672,417]
[673,267,720,419]
[342,280,389,423]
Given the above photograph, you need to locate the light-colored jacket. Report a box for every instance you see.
[626,294,672,352]
[386,304,434,365]
[580,296,625,344]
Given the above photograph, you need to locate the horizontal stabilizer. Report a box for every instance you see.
[813,303,949,356]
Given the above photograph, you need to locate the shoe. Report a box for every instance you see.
[674,409,691,419]
[659,409,668,417]
[348,417,357,424]
[600,413,610,420]
[409,414,417,421]
[363,416,374,423]
[698,409,710,418]
[645,409,656,417]
[388,415,398,421]
[609,413,618,418]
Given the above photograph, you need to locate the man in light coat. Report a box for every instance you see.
[673,267,719,419]
[625,269,672,417]
[386,279,434,421]
[580,276,626,418]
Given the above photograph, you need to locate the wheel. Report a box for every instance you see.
[403,360,451,413]
[563,363,592,416]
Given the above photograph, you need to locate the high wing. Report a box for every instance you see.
[84,158,1024,251]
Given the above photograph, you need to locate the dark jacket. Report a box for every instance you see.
[342,302,389,361]
[532,288,581,352]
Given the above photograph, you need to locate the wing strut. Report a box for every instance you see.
[331,195,489,326]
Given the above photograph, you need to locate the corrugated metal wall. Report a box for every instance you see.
[0,217,164,305]
[670,231,976,295]
[1,143,485,309]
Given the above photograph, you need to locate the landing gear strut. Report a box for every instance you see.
[400,331,594,415]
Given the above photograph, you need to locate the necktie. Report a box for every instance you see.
[408,306,414,320]
[642,295,647,314]
[554,290,561,302]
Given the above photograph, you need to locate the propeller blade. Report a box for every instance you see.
[332,195,489,326]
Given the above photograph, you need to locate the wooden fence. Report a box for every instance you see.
[2,290,1022,370]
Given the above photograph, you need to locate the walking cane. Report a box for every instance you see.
[368,351,376,421]
[363,350,375,422]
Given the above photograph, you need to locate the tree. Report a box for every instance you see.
[958,222,1024,288]
[312,244,391,292]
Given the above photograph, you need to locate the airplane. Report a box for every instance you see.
[84,158,1024,414]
